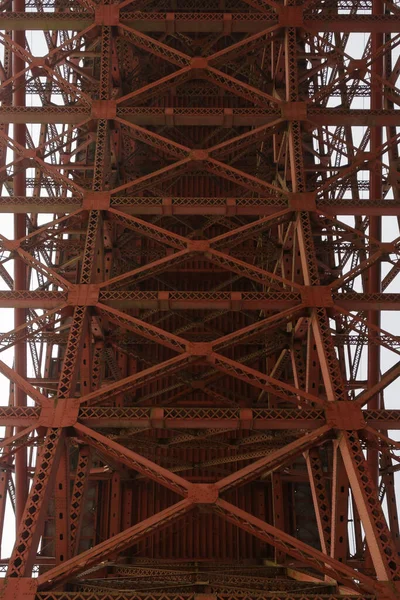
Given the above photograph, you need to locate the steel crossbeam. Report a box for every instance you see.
[1,289,400,310]
[1,11,400,33]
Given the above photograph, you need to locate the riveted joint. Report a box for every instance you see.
[326,402,365,431]
[165,13,176,34]
[190,149,209,161]
[278,6,303,27]
[281,102,307,121]
[4,239,20,252]
[240,408,253,429]
[150,407,165,429]
[288,192,316,211]
[231,291,243,311]
[187,342,213,356]
[187,239,210,252]
[226,198,237,216]
[25,148,40,160]
[162,197,173,215]
[95,5,120,26]
[381,241,396,256]
[301,286,334,308]
[30,57,48,77]
[158,291,170,310]
[348,59,367,78]
[165,107,175,127]
[191,57,208,70]
[41,398,80,428]
[188,484,218,504]
[68,284,99,306]
[223,108,234,128]
[92,100,117,120]
[223,14,232,35]
[83,191,110,210]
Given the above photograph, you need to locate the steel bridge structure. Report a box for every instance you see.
[1,0,400,599]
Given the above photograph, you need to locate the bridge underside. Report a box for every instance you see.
[0,0,400,599]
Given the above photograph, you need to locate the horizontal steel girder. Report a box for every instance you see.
[0,406,399,430]
[0,106,399,127]
[1,290,400,310]
[1,12,400,33]
[35,594,378,600]
[0,588,381,600]
[1,196,400,216]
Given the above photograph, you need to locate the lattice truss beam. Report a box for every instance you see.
[0,0,400,599]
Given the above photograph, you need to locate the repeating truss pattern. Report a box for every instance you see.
[1,0,400,599]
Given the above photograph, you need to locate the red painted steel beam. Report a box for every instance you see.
[1,406,400,430]
[12,0,27,530]
[2,13,400,33]
[3,196,400,216]
[1,106,400,127]
[2,0,400,595]
[367,0,384,487]
[2,290,400,310]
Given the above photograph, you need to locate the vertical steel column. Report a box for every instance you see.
[330,441,349,563]
[272,473,286,564]
[55,442,70,564]
[70,446,92,557]
[367,0,383,484]
[109,471,121,539]
[13,0,27,528]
